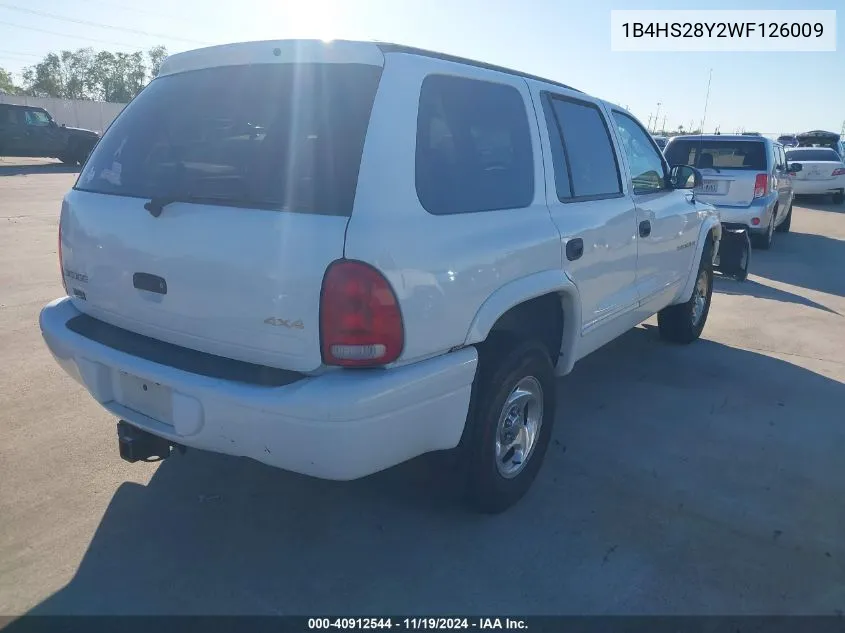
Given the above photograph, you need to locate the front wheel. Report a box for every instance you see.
[658,240,714,344]
[463,338,557,514]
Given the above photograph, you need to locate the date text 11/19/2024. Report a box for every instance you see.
[307,618,528,630]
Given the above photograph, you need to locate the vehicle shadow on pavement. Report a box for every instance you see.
[18,327,845,616]
[0,162,80,177]
[713,277,841,316]
[793,197,845,214]
[749,232,845,298]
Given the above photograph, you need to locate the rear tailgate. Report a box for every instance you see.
[665,138,767,207]
[62,44,384,373]
[785,148,845,183]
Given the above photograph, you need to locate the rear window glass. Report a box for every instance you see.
[665,140,766,171]
[415,75,534,215]
[785,148,841,162]
[76,63,382,216]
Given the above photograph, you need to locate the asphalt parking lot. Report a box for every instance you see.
[1,159,843,616]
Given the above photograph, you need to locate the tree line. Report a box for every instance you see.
[0,45,167,103]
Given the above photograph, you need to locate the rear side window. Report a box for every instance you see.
[543,94,622,200]
[665,140,766,171]
[76,63,382,216]
[415,75,534,215]
[785,148,841,162]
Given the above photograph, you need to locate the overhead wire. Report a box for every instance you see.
[0,2,211,45]
[0,18,146,48]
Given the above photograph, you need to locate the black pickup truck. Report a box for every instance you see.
[0,103,100,165]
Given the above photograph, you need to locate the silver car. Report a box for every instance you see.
[664,135,796,250]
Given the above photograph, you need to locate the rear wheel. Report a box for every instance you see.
[833,190,844,205]
[775,202,792,233]
[751,211,775,250]
[463,338,556,514]
[658,239,713,344]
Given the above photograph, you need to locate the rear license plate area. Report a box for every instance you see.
[698,180,721,194]
[118,372,174,425]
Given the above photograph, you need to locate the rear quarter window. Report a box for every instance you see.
[75,63,382,216]
[415,74,534,215]
[665,140,767,171]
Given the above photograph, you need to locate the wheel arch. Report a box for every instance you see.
[463,270,581,376]
[676,217,721,304]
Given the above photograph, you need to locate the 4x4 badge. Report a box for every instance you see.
[264,317,304,330]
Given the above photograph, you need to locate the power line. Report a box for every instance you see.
[0,18,153,48]
[0,2,210,45]
[0,48,40,58]
[75,0,205,23]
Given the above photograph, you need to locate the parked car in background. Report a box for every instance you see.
[652,135,668,151]
[796,130,840,152]
[785,147,845,204]
[39,39,722,514]
[777,134,798,148]
[665,135,796,249]
[0,104,100,165]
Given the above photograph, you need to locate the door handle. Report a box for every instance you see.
[565,238,584,261]
[639,220,652,238]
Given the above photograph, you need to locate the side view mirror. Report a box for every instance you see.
[787,163,802,173]
[669,164,702,190]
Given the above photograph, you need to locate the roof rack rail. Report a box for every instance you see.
[376,43,582,93]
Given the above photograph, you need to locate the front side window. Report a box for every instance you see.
[25,110,51,127]
[415,75,534,215]
[544,95,621,200]
[612,111,666,195]
[77,63,382,216]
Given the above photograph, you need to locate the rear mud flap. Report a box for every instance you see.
[714,228,750,281]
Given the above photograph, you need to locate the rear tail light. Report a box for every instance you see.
[832,168,845,176]
[753,174,768,199]
[320,260,404,367]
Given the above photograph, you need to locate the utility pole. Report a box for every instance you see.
[654,102,662,133]
[647,113,654,131]
[661,115,667,134]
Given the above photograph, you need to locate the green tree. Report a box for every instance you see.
[21,46,166,102]
[0,67,20,94]
[148,45,168,78]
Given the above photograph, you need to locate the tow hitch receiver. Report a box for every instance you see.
[117,420,174,463]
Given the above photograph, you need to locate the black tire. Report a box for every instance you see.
[463,337,557,514]
[733,238,750,281]
[658,238,713,344]
[775,202,792,233]
[833,191,844,205]
[750,211,775,250]
[58,153,76,165]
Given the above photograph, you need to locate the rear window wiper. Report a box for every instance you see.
[143,194,285,217]
[144,196,180,217]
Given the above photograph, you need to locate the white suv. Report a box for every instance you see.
[40,40,721,513]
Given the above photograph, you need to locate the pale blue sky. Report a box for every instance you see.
[1,0,842,135]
